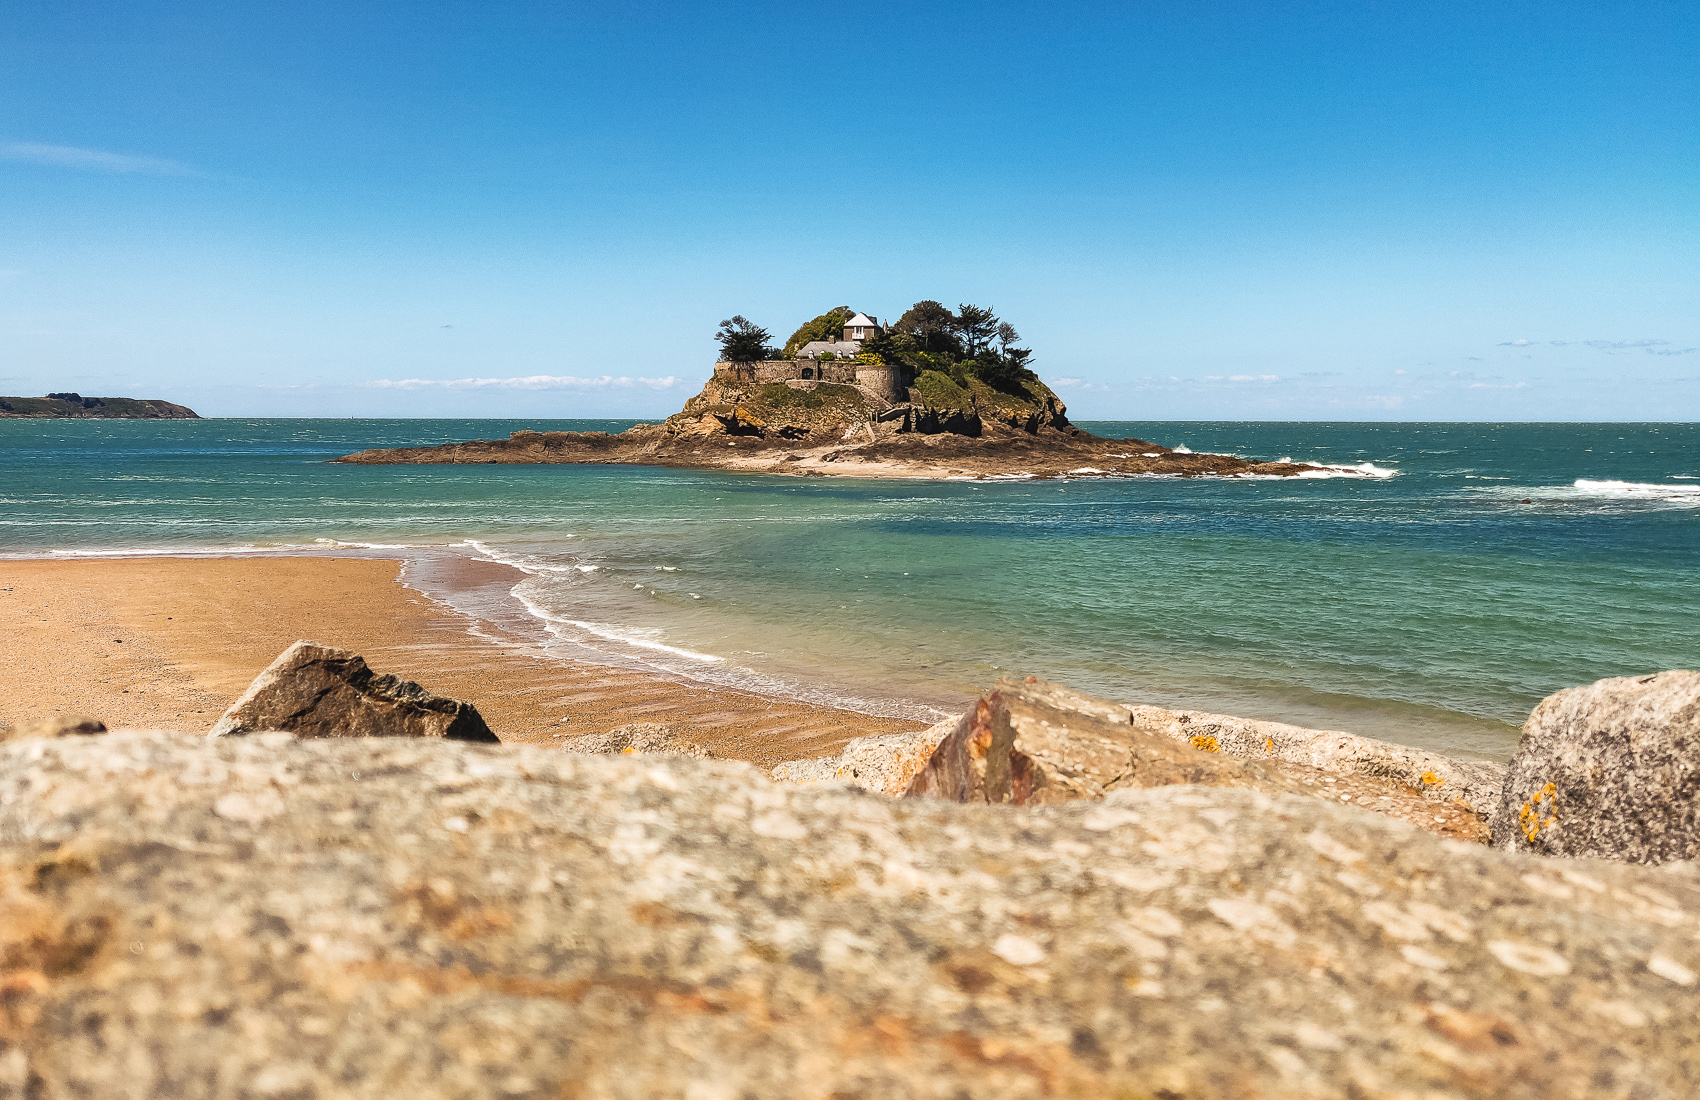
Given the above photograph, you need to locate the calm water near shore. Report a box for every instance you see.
[4,417,1697,758]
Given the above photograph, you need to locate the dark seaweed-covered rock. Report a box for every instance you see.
[208,640,498,742]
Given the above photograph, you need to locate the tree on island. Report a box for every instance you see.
[781,306,855,358]
[715,316,779,363]
[864,301,1037,394]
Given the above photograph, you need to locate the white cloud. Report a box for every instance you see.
[367,374,681,391]
[1,142,198,176]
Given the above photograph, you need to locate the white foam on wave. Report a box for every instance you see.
[1172,444,1194,454]
[1295,461,1398,479]
[1069,467,1107,474]
[45,543,306,558]
[510,588,725,663]
[463,539,591,575]
[313,538,417,550]
[1572,479,1700,504]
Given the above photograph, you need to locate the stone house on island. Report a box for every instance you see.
[714,312,906,402]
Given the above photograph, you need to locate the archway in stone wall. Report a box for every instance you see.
[801,367,814,380]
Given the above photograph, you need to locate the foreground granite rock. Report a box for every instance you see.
[1495,670,1700,864]
[3,731,1698,1099]
[208,640,498,742]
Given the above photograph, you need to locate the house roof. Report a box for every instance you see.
[844,313,878,329]
[796,340,861,358]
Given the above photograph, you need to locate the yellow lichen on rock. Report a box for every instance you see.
[1189,734,1221,753]
[1519,782,1559,842]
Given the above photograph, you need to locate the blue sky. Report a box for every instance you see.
[2,1,1695,419]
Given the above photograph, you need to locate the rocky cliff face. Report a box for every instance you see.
[6,730,1700,1099]
[665,368,1072,444]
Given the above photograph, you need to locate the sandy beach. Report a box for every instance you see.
[0,555,922,767]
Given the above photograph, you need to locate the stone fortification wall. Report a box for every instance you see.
[853,365,904,402]
[714,360,859,385]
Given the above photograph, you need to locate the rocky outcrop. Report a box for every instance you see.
[906,679,1492,841]
[558,722,712,759]
[905,677,1321,804]
[771,721,953,795]
[207,640,498,742]
[874,403,982,436]
[4,730,1699,1099]
[1494,670,1700,863]
[335,361,1341,481]
[1126,702,1506,818]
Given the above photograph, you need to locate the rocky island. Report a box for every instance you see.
[0,392,200,419]
[338,303,1344,479]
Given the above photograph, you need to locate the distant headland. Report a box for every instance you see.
[339,302,1339,480]
[0,393,200,420]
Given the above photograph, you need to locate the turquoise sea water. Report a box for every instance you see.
[3,418,1697,758]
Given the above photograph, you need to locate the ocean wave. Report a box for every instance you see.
[312,538,417,549]
[463,539,589,574]
[1572,479,1700,504]
[509,589,725,663]
[1295,462,1398,479]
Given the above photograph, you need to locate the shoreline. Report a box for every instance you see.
[0,542,1520,763]
[0,554,924,768]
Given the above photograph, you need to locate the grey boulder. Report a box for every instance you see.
[207,639,497,742]
[557,722,711,758]
[771,720,952,795]
[1495,669,1700,863]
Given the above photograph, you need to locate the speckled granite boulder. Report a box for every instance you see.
[1495,670,1700,863]
[558,722,712,759]
[1126,702,1506,818]
[771,720,952,794]
[4,731,1699,1099]
[208,640,497,742]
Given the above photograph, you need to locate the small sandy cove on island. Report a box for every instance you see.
[0,556,919,766]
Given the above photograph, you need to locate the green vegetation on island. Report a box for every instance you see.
[701,300,1061,441]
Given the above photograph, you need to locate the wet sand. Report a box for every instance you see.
[0,556,922,767]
